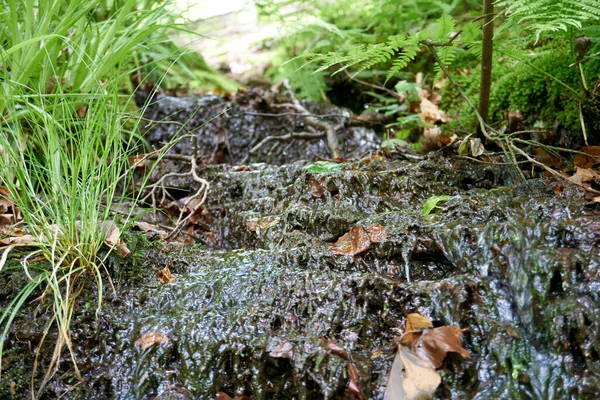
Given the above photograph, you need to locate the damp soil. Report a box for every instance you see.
[1,90,600,400]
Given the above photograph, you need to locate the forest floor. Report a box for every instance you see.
[1,5,600,400]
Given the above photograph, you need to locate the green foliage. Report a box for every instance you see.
[308,33,424,83]
[304,161,346,173]
[0,0,167,98]
[421,195,452,216]
[268,57,329,101]
[260,0,599,143]
[0,0,192,387]
[496,0,600,42]
[256,0,480,98]
[441,40,588,134]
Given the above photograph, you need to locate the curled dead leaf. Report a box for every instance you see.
[157,265,175,284]
[310,178,326,198]
[469,138,485,157]
[0,234,36,246]
[215,392,251,400]
[412,326,471,369]
[321,338,349,360]
[328,224,387,256]
[328,227,370,256]
[419,98,448,125]
[133,221,169,239]
[574,146,600,168]
[134,332,170,350]
[384,345,441,400]
[403,313,433,346]
[569,167,600,185]
[101,221,130,258]
[246,215,280,232]
[347,362,364,400]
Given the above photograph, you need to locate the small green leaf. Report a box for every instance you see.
[304,161,345,173]
[381,138,409,150]
[458,134,472,156]
[421,195,452,216]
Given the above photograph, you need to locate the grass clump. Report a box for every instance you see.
[0,0,197,393]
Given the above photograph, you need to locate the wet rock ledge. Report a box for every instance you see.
[1,92,599,399]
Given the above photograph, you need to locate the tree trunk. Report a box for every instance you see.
[477,0,493,139]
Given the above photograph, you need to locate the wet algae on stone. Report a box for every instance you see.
[1,94,600,399]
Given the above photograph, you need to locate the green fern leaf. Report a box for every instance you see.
[434,15,456,41]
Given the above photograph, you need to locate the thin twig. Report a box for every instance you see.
[281,79,341,159]
[250,131,324,154]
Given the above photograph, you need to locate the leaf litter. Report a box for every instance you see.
[385,313,471,400]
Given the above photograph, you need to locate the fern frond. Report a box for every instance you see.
[385,40,420,82]
[433,45,457,82]
[434,15,456,41]
[496,0,600,42]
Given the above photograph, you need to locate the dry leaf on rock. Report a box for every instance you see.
[102,221,130,258]
[469,138,485,157]
[157,265,175,284]
[328,224,387,256]
[246,215,280,232]
[347,362,364,400]
[412,326,471,369]
[328,226,371,256]
[310,178,326,198]
[420,127,443,153]
[574,146,600,168]
[215,392,251,400]
[568,167,600,185]
[133,221,169,239]
[533,148,564,168]
[419,98,448,125]
[321,338,349,360]
[134,332,170,350]
[384,345,441,400]
[403,313,433,346]
[0,234,36,246]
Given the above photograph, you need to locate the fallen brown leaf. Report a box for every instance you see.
[347,362,363,400]
[215,393,251,400]
[133,221,169,239]
[328,227,371,256]
[328,224,386,256]
[403,313,433,346]
[574,145,600,168]
[419,98,448,125]
[568,167,600,185]
[102,221,131,258]
[310,178,326,198]
[76,104,88,118]
[134,332,170,350]
[384,345,441,400]
[412,326,471,369]
[246,216,280,232]
[157,265,175,284]
[321,338,349,360]
[0,234,36,246]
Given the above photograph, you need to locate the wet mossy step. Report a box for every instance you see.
[201,156,512,251]
[99,246,481,399]
[97,196,600,399]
